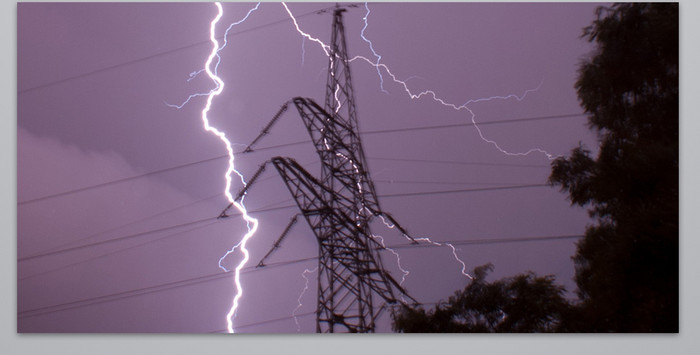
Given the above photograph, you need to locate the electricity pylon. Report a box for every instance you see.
[239,6,416,333]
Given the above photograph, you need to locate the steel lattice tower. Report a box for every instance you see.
[271,8,412,333]
[232,6,415,332]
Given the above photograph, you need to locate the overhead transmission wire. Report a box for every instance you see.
[15,2,584,206]
[17,202,297,262]
[17,3,580,321]
[18,157,317,262]
[17,155,227,205]
[381,183,549,199]
[19,196,299,280]
[362,113,585,135]
[15,3,587,330]
[18,181,554,264]
[17,3,345,94]
[18,256,317,320]
[212,310,316,332]
[18,216,216,262]
[209,297,498,333]
[17,112,576,206]
[30,192,222,257]
[19,219,221,282]
[18,233,582,320]
[374,179,541,187]
[369,156,547,168]
[387,234,584,249]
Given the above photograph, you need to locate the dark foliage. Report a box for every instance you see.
[549,3,678,332]
[392,264,573,333]
[392,3,678,334]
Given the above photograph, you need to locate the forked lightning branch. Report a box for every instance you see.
[172,2,556,333]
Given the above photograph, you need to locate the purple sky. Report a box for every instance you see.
[17,2,609,333]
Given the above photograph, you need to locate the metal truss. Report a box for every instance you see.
[271,157,413,332]
[242,6,417,333]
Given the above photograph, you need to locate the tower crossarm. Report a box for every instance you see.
[271,156,413,332]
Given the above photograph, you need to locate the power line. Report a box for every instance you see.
[18,217,216,262]
[368,156,548,169]
[226,310,315,332]
[18,112,567,205]
[19,220,221,282]
[387,234,584,249]
[16,147,317,206]
[18,271,230,319]
[17,156,226,205]
[17,232,581,319]
[28,192,222,257]
[18,256,317,320]
[18,203,298,262]
[215,299,463,332]
[375,179,540,187]
[18,183,554,262]
[362,113,586,136]
[18,3,341,94]
[380,183,549,199]
[19,198,298,281]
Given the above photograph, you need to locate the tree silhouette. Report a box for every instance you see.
[392,264,572,333]
[549,3,678,332]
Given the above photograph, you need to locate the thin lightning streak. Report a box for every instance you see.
[196,2,260,334]
[371,234,410,285]
[412,238,472,280]
[293,267,317,332]
[376,214,473,280]
[284,3,477,290]
[219,3,261,52]
[167,3,261,109]
[282,2,330,56]
[282,3,557,159]
[387,40,550,160]
[348,55,557,159]
[188,69,205,82]
[182,4,558,332]
[334,84,342,113]
[360,2,387,93]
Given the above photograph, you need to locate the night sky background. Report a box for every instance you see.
[8,0,700,349]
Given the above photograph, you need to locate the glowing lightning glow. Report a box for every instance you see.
[376,213,473,280]
[371,234,410,285]
[293,267,317,332]
[282,2,558,160]
[414,237,472,280]
[174,3,562,333]
[196,2,261,334]
[347,56,556,159]
[283,2,478,289]
[282,2,330,56]
[360,2,388,93]
[167,3,261,109]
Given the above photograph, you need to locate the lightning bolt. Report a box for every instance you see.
[371,234,410,285]
[283,2,558,160]
[413,238,472,280]
[171,2,560,332]
[349,56,555,159]
[282,2,330,56]
[360,2,388,93]
[293,267,317,332]
[167,3,261,109]
[283,1,480,293]
[191,2,262,334]
[376,214,472,280]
